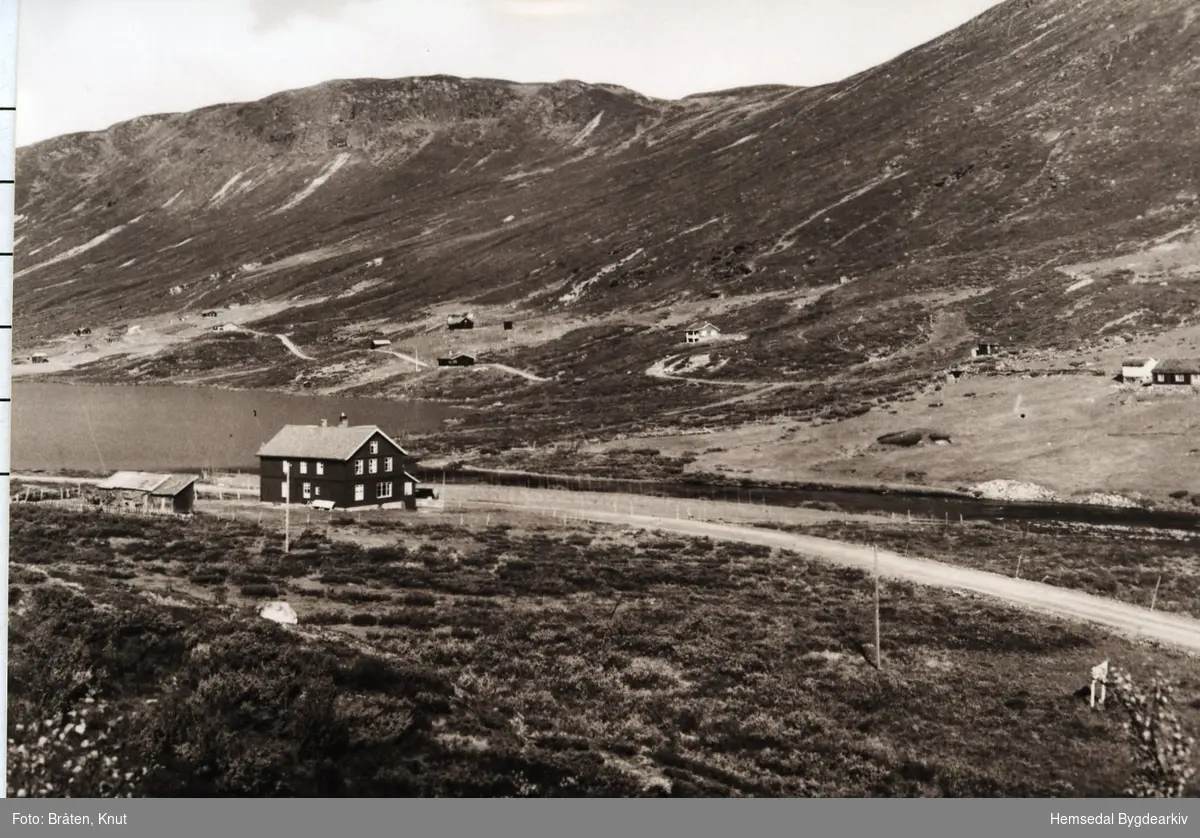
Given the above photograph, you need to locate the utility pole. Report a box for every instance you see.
[283,460,291,554]
[873,544,882,671]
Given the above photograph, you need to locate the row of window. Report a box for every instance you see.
[296,455,395,476]
[354,456,394,476]
[301,481,395,500]
[1155,373,1191,383]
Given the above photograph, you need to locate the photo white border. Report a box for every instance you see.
[0,0,19,799]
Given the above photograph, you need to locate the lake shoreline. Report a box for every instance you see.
[11,381,461,473]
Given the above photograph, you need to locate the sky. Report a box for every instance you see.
[14,0,1003,147]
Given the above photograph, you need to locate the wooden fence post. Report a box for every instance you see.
[873,545,882,671]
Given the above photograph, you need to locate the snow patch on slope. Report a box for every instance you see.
[210,172,245,207]
[571,112,604,146]
[27,236,62,257]
[16,217,144,278]
[714,133,758,154]
[275,153,351,214]
[558,248,645,304]
[160,237,194,252]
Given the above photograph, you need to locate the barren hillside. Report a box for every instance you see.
[13,0,1200,448]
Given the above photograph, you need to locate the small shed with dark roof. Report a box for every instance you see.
[1152,359,1200,386]
[95,471,199,514]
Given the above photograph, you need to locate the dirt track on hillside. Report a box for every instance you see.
[16,474,1200,652]
[454,486,1200,654]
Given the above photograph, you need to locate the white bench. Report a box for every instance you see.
[308,500,336,511]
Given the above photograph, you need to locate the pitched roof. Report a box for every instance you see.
[1121,357,1156,366]
[1155,358,1200,375]
[150,474,200,497]
[686,321,720,332]
[257,425,409,461]
[96,471,199,495]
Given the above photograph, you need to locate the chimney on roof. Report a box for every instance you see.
[339,412,348,428]
[320,419,328,428]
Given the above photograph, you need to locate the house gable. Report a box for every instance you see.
[346,430,410,464]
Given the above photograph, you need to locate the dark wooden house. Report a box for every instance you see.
[257,414,420,510]
[201,310,219,318]
[503,320,514,331]
[447,313,474,331]
[437,354,476,367]
[1152,359,1200,386]
[974,341,1003,357]
[95,471,198,514]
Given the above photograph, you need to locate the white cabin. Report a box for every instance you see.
[1121,357,1158,382]
[685,322,722,344]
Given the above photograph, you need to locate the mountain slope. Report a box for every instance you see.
[13,0,1200,447]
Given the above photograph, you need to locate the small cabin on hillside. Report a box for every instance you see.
[503,321,514,331]
[29,353,49,364]
[437,354,476,367]
[1152,359,1200,386]
[257,414,420,510]
[370,338,392,349]
[74,327,91,337]
[1121,357,1158,383]
[201,310,219,318]
[95,471,199,515]
[685,322,721,344]
[973,341,1003,357]
[447,313,475,331]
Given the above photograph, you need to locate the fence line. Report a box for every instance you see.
[10,496,194,520]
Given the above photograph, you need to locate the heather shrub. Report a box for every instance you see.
[1109,667,1197,798]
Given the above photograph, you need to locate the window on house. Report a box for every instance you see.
[299,461,308,475]
[302,482,311,499]
[377,482,393,499]
[1176,374,1186,384]
[354,459,364,475]
[369,440,379,455]
[384,457,393,472]
[314,485,321,497]
[354,484,365,502]
[315,462,324,475]
[369,458,378,474]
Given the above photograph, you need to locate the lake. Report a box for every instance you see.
[12,382,462,473]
